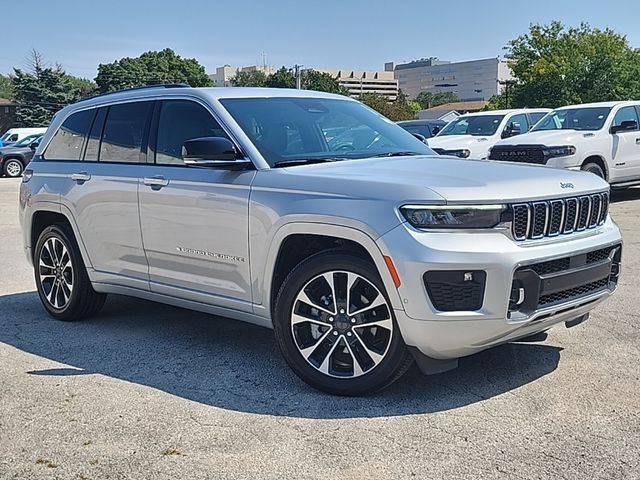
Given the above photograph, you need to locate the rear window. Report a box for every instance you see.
[43,109,94,160]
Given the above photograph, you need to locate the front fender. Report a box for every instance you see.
[252,219,403,320]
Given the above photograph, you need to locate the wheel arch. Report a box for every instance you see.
[257,222,403,321]
[30,205,93,269]
[581,155,609,181]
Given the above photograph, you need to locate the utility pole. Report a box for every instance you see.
[294,64,303,89]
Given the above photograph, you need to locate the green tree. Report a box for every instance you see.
[302,70,349,95]
[95,48,212,93]
[360,91,415,121]
[497,22,640,108]
[0,74,14,99]
[415,91,458,109]
[230,69,268,87]
[265,67,296,88]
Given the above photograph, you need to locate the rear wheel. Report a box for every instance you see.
[3,159,23,177]
[581,162,605,179]
[273,251,413,395]
[34,224,106,321]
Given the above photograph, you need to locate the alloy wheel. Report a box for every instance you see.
[5,160,22,177]
[38,237,74,309]
[290,270,393,378]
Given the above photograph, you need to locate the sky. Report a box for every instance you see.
[2,0,640,79]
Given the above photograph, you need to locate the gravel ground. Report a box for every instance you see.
[0,177,638,480]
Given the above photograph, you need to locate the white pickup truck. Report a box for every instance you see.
[427,108,550,159]
[489,101,640,188]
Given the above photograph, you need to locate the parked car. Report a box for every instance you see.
[0,127,47,146]
[397,119,447,141]
[20,86,622,395]
[489,101,640,188]
[428,109,550,159]
[0,133,42,177]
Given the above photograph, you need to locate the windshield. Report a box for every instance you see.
[532,107,611,132]
[219,97,434,167]
[437,115,505,137]
[0,132,10,141]
[14,134,41,147]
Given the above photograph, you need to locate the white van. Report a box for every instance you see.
[1,128,48,145]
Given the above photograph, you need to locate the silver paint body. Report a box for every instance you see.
[19,88,622,360]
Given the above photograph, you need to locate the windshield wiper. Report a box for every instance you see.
[273,157,348,168]
[372,151,424,157]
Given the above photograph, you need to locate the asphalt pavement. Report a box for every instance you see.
[0,177,638,479]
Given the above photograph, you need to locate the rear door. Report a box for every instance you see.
[138,99,254,311]
[52,101,153,289]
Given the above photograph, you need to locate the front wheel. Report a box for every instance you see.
[3,159,24,177]
[273,251,413,395]
[581,162,605,179]
[34,224,106,321]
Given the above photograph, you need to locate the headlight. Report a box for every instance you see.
[400,204,506,229]
[545,146,576,158]
[449,149,471,158]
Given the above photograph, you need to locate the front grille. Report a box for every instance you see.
[424,270,486,312]
[538,278,609,307]
[511,192,609,241]
[489,146,547,164]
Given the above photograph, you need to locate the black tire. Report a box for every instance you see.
[273,251,413,395]
[34,224,106,321]
[3,158,24,178]
[581,162,605,179]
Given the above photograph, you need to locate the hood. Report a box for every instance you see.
[274,156,609,204]
[428,135,494,158]
[0,146,30,155]
[494,129,595,147]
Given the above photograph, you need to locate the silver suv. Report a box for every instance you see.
[19,86,623,395]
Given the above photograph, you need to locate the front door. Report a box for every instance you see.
[138,99,254,311]
[610,106,640,181]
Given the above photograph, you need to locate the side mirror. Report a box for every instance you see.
[611,120,638,134]
[411,133,426,143]
[30,142,39,150]
[431,126,441,135]
[182,137,250,169]
[502,122,522,139]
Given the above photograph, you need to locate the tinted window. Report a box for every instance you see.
[155,101,228,165]
[612,106,639,131]
[399,124,430,138]
[528,112,547,128]
[220,97,432,167]
[100,102,152,163]
[532,107,611,132]
[84,107,107,161]
[44,109,94,160]
[438,115,505,136]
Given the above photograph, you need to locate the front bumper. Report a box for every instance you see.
[377,217,622,359]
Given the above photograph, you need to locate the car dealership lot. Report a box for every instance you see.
[0,177,638,480]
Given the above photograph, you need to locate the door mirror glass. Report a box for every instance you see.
[502,122,522,139]
[611,120,638,134]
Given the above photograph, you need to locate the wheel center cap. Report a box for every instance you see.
[334,314,351,332]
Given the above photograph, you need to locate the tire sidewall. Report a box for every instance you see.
[582,162,605,179]
[4,159,23,177]
[34,225,83,319]
[273,252,409,395]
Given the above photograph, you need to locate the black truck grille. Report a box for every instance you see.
[489,146,547,164]
[511,192,609,241]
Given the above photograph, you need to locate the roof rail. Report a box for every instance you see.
[81,83,191,101]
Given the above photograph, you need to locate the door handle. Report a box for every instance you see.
[143,176,169,189]
[71,172,91,183]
